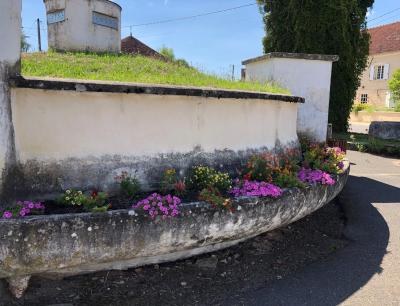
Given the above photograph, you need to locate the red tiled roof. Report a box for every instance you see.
[121,36,164,59]
[369,21,400,55]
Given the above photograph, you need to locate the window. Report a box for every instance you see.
[92,12,118,30]
[370,64,389,80]
[361,94,368,104]
[374,65,384,80]
[47,10,65,24]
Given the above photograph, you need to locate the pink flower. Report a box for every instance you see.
[133,193,182,219]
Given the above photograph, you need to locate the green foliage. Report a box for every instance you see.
[257,0,374,132]
[389,69,400,110]
[188,166,232,194]
[21,31,31,53]
[274,172,305,189]
[352,103,374,114]
[366,137,385,154]
[59,190,110,212]
[241,149,304,188]
[159,46,175,61]
[160,169,187,197]
[22,52,288,94]
[115,171,141,199]
[199,186,233,211]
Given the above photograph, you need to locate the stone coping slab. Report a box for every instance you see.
[242,52,339,65]
[0,161,349,298]
[10,76,305,103]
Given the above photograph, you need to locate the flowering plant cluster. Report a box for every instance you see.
[2,201,45,219]
[242,148,303,188]
[301,140,345,175]
[230,180,283,198]
[298,168,335,186]
[114,171,142,199]
[199,186,233,212]
[160,169,187,197]
[188,166,232,193]
[133,193,181,219]
[59,189,111,213]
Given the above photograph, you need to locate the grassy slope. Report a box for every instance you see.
[22,52,289,94]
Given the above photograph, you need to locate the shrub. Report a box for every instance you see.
[188,166,232,193]
[133,193,181,219]
[59,189,111,213]
[199,186,233,211]
[230,180,282,198]
[115,171,141,199]
[1,201,45,219]
[160,169,187,197]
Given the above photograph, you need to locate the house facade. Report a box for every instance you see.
[356,21,400,107]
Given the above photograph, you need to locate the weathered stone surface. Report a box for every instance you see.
[0,161,349,297]
[10,144,299,200]
[7,275,30,299]
[369,121,400,141]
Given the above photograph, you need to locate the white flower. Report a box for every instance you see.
[66,190,71,194]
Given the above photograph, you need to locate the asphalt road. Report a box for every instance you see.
[226,151,400,306]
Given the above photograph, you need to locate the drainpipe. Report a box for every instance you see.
[0,0,21,206]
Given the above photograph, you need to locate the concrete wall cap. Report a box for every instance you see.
[242,52,340,65]
[11,76,305,103]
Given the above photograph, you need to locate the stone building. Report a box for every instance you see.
[355,21,400,107]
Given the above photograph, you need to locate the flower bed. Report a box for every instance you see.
[0,141,348,298]
[1,142,346,221]
[0,158,350,299]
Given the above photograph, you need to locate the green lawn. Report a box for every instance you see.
[22,52,289,94]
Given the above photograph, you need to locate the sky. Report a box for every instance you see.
[22,0,400,79]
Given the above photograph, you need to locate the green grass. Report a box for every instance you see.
[21,52,289,94]
[352,103,400,113]
[333,132,400,157]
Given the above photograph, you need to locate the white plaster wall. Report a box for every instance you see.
[245,58,333,142]
[0,0,21,66]
[0,0,21,197]
[11,89,298,162]
[44,0,121,53]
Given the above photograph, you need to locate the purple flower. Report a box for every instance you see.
[2,211,13,219]
[133,193,182,219]
[298,168,335,186]
[230,180,282,198]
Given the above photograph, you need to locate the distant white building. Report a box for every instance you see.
[43,0,122,53]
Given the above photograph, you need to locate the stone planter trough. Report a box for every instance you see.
[0,161,349,298]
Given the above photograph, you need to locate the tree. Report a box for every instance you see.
[257,0,374,132]
[159,46,175,61]
[389,68,400,111]
[21,30,31,53]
